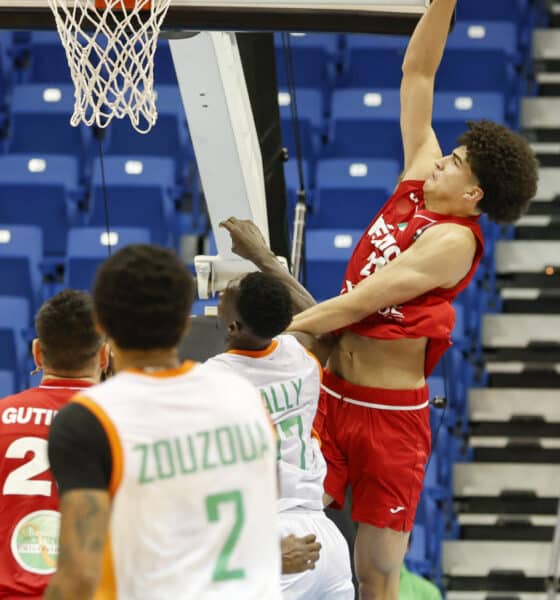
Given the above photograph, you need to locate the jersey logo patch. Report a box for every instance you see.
[11,510,60,574]
[389,506,405,514]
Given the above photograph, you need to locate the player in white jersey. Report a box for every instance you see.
[45,245,282,600]
[209,272,354,599]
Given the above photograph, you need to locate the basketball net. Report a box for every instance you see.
[47,0,172,133]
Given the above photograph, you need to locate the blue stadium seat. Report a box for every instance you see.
[406,524,431,576]
[438,22,517,94]
[433,92,504,153]
[0,31,13,112]
[8,84,90,158]
[0,225,42,307]
[0,296,30,390]
[65,227,151,291]
[431,347,472,429]
[26,31,72,84]
[451,302,466,348]
[0,154,81,256]
[154,40,177,84]
[344,34,408,88]
[331,90,504,159]
[283,159,313,223]
[104,85,189,177]
[456,0,528,23]
[330,89,401,160]
[89,156,177,246]
[275,33,339,89]
[428,375,446,403]
[191,298,219,316]
[314,158,399,228]
[411,492,443,582]
[424,425,453,501]
[0,369,15,397]
[279,88,324,163]
[305,229,360,301]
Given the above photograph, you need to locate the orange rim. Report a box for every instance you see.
[95,0,152,9]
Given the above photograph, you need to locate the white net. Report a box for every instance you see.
[47,0,172,133]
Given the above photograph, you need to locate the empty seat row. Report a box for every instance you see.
[276,21,520,96]
[0,154,203,256]
[279,88,505,164]
[2,84,192,177]
[0,224,151,305]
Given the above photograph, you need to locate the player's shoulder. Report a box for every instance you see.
[197,358,259,389]
[1,386,38,404]
[391,177,425,200]
[278,334,320,364]
[419,221,477,249]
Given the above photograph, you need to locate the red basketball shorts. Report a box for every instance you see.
[314,370,432,532]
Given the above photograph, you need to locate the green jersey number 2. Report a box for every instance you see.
[205,490,246,582]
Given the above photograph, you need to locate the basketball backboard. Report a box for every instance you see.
[0,0,428,34]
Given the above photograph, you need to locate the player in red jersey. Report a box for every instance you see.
[221,1,538,598]
[0,290,108,600]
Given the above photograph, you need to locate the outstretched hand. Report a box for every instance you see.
[219,217,270,263]
[281,533,322,574]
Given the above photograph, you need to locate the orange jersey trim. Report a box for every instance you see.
[227,340,279,358]
[73,395,124,497]
[93,534,117,600]
[304,348,324,383]
[126,360,196,379]
[311,427,322,448]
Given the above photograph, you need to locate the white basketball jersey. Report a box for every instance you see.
[209,335,326,512]
[74,361,281,600]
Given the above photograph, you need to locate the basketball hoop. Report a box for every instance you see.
[47,0,172,133]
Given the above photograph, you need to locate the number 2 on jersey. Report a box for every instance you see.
[3,437,51,496]
[205,490,246,582]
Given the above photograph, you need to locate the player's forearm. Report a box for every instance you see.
[252,250,317,314]
[402,0,456,77]
[44,573,97,600]
[288,261,444,335]
[288,294,367,336]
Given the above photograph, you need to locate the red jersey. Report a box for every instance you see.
[0,379,93,600]
[338,179,484,376]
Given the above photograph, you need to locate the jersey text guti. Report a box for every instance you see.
[1,406,58,426]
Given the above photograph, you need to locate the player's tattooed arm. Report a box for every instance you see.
[44,490,111,600]
[220,217,317,314]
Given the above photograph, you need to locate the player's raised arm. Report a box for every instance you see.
[400,0,456,180]
[220,217,317,313]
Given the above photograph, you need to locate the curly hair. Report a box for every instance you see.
[237,272,293,340]
[458,120,539,224]
[93,245,195,350]
[35,289,101,372]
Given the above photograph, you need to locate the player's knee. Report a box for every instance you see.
[355,525,407,575]
[356,567,400,600]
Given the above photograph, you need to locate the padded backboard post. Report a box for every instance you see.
[170,32,276,298]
